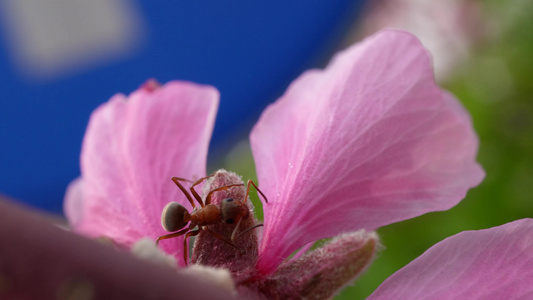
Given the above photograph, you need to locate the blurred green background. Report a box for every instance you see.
[219,1,533,298]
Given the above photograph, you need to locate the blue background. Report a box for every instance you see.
[0,2,365,213]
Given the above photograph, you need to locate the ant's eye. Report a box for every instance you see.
[224,198,234,203]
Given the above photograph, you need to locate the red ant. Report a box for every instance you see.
[156,173,268,264]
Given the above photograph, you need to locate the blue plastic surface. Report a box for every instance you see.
[0,1,365,213]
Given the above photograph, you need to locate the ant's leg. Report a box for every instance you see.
[188,174,216,207]
[204,184,244,205]
[230,217,243,241]
[244,180,268,205]
[156,228,189,246]
[171,177,198,208]
[173,173,217,207]
[203,227,238,249]
[233,223,264,241]
[183,229,201,265]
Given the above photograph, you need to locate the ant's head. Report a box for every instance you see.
[161,202,191,232]
[220,198,248,225]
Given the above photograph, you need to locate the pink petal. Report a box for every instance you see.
[250,30,484,275]
[64,177,84,228]
[368,219,533,299]
[64,81,218,260]
[1,197,236,300]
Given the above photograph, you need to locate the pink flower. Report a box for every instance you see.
[368,218,533,299]
[65,30,484,298]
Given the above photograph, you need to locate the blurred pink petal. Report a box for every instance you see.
[0,198,238,300]
[368,219,533,299]
[64,81,219,260]
[64,177,84,228]
[251,30,484,275]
